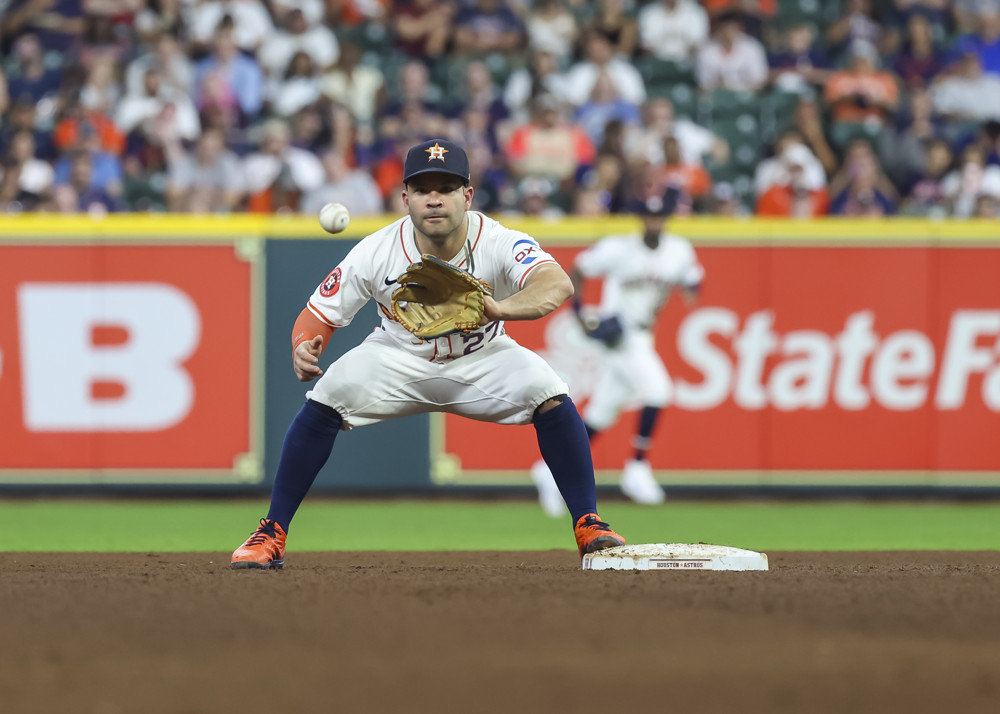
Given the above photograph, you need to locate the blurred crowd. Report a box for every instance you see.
[2,0,1000,218]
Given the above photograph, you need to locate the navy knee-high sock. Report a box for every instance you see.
[632,406,662,461]
[266,399,342,532]
[533,398,597,523]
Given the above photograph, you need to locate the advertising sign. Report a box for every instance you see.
[440,245,1000,482]
[0,244,258,481]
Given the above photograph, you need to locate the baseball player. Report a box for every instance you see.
[531,187,703,515]
[232,139,626,568]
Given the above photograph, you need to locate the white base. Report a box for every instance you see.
[582,543,769,571]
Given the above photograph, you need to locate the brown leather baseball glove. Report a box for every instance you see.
[390,255,493,339]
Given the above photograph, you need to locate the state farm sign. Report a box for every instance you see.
[444,244,1000,473]
[673,308,1000,412]
[0,245,254,474]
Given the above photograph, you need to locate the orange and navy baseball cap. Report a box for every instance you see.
[403,139,471,185]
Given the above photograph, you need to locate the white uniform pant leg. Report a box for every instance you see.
[583,330,672,431]
[307,331,568,428]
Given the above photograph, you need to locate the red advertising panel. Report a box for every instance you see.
[443,245,1000,476]
[0,245,254,475]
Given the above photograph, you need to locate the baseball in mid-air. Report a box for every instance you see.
[319,202,350,234]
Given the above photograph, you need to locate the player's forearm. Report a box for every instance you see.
[494,264,573,321]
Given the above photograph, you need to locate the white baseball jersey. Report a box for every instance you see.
[575,232,704,331]
[575,231,703,429]
[303,211,570,428]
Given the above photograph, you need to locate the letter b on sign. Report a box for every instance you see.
[18,283,202,431]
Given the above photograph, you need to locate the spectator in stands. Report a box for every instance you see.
[192,20,265,125]
[452,0,525,57]
[0,72,8,118]
[826,0,884,60]
[502,49,572,122]
[756,143,830,217]
[696,12,768,93]
[53,109,125,194]
[589,0,639,59]
[941,143,1000,216]
[823,41,899,143]
[899,137,952,216]
[638,0,709,62]
[525,0,578,63]
[320,42,386,128]
[267,51,322,118]
[504,93,596,191]
[580,119,631,214]
[974,192,1000,216]
[768,23,833,94]
[951,3,1000,76]
[0,130,54,211]
[378,61,446,142]
[287,103,326,154]
[1,0,84,55]
[446,61,511,141]
[380,60,443,121]
[125,31,193,98]
[79,52,119,115]
[573,187,611,217]
[511,175,564,218]
[79,9,133,68]
[788,98,839,176]
[931,52,1000,123]
[657,135,712,213]
[5,34,63,106]
[879,85,943,188]
[573,71,642,147]
[189,0,274,54]
[116,68,201,144]
[829,145,897,216]
[271,0,327,27]
[53,150,127,214]
[300,147,384,216]
[329,0,389,26]
[566,31,646,107]
[702,0,776,39]
[0,96,54,161]
[953,0,996,35]
[242,118,324,212]
[708,180,747,216]
[755,132,826,196]
[392,0,458,60]
[891,13,946,89]
[165,127,245,213]
[133,0,186,43]
[625,97,726,168]
[258,7,339,79]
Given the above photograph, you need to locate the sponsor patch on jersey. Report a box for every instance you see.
[513,238,540,265]
[319,267,342,298]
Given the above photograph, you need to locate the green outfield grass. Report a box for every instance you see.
[1,499,999,551]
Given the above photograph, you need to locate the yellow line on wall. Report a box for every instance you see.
[1,214,999,244]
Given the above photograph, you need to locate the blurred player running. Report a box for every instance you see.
[532,187,704,515]
[231,139,625,568]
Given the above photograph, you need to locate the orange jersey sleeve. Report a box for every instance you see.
[291,307,336,352]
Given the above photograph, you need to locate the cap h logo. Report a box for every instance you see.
[425,142,449,162]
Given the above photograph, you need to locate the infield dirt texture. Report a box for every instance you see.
[2,550,998,714]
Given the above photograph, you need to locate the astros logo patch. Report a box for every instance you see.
[425,142,448,162]
[319,267,342,297]
[513,238,539,264]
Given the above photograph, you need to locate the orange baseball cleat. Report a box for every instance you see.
[574,513,626,557]
[231,518,287,569]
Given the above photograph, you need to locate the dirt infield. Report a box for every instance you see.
[2,551,997,714]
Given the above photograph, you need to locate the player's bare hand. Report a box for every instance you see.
[480,295,503,325]
[293,335,324,382]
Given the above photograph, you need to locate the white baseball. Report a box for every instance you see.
[319,202,351,234]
